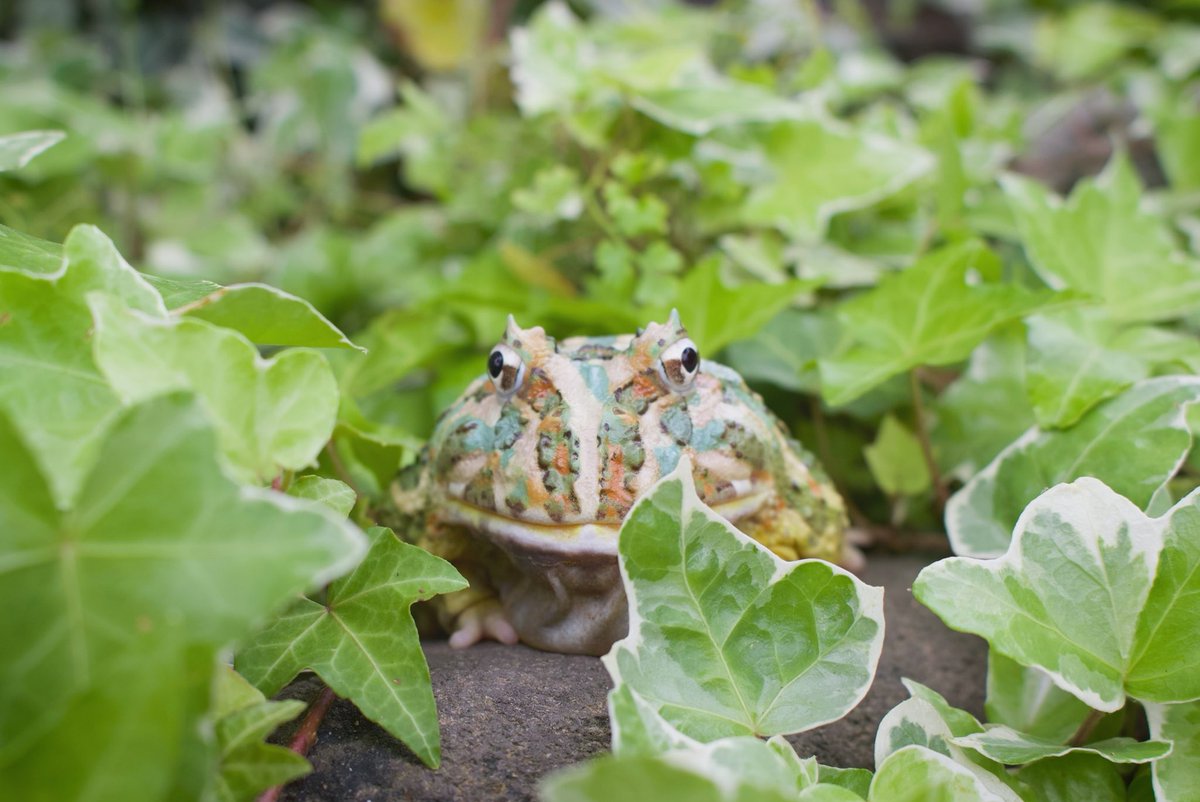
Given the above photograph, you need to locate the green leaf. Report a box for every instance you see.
[1023,309,1200,429]
[143,274,224,308]
[868,746,1020,802]
[630,85,804,135]
[540,752,798,802]
[237,527,467,768]
[173,283,364,352]
[288,476,356,518]
[1002,154,1200,322]
[985,652,1090,743]
[742,118,932,242]
[1147,701,1200,802]
[946,376,1200,557]
[0,129,65,172]
[0,225,166,507]
[90,294,339,483]
[864,415,931,497]
[604,182,668,238]
[817,765,872,799]
[0,394,363,799]
[918,477,1200,711]
[212,668,310,802]
[952,726,1169,765]
[603,455,884,741]
[1013,753,1126,802]
[512,164,584,221]
[872,682,1020,800]
[1034,3,1161,82]
[933,331,1034,480]
[673,258,819,354]
[724,309,843,395]
[0,224,62,275]
[819,242,1057,406]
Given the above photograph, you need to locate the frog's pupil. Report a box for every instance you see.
[681,347,699,373]
[488,351,504,378]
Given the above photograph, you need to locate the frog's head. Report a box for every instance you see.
[423,313,806,555]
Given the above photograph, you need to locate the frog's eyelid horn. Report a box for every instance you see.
[668,308,683,330]
[504,314,522,341]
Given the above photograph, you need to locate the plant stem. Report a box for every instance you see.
[909,370,948,517]
[1068,708,1105,747]
[258,685,338,802]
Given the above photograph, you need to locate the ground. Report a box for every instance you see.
[277,553,985,801]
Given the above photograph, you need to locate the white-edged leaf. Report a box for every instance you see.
[603,455,885,740]
[947,376,1200,558]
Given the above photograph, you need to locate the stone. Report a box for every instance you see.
[277,553,986,801]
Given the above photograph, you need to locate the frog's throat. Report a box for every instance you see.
[439,489,773,556]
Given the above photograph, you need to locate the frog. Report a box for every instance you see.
[393,312,849,656]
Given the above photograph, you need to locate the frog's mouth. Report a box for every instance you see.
[439,486,773,557]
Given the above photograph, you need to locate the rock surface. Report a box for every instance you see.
[278,553,986,801]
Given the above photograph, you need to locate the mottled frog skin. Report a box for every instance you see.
[394,313,847,655]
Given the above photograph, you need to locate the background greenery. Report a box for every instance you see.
[4,0,1200,799]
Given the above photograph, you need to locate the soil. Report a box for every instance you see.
[277,553,986,802]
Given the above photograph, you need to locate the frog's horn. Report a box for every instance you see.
[505,314,522,340]
[667,308,684,331]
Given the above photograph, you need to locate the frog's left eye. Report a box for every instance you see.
[658,338,700,392]
[487,343,526,399]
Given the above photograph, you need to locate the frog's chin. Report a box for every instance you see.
[439,489,772,558]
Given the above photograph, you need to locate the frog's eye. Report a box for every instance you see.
[658,338,700,392]
[487,343,526,399]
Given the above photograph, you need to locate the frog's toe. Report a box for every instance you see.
[449,599,519,649]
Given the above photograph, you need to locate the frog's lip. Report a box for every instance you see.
[439,489,772,557]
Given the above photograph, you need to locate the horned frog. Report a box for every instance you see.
[393,313,848,655]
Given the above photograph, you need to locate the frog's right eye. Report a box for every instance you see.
[487,343,526,399]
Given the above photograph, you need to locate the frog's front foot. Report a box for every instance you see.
[448,597,519,649]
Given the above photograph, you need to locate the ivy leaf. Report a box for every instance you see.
[0,394,363,799]
[604,182,668,238]
[872,681,1022,800]
[724,309,843,395]
[539,752,801,802]
[1013,753,1126,802]
[288,476,356,518]
[742,117,933,242]
[946,376,1200,558]
[952,726,1169,765]
[143,274,223,308]
[630,85,804,135]
[237,527,467,768]
[1147,701,1200,802]
[0,224,61,274]
[212,668,310,802]
[868,746,1020,802]
[1002,154,1200,322]
[1033,3,1161,82]
[933,331,1034,480]
[512,164,584,221]
[819,242,1057,406]
[89,294,339,484]
[864,415,931,497]
[172,283,364,352]
[918,478,1200,712]
[547,692,852,802]
[603,455,885,741]
[985,652,1090,743]
[0,224,165,507]
[1024,309,1200,429]
[0,129,65,172]
[672,257,820,354]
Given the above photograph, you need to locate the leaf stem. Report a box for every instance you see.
[258,684,338,802]
[1068,708,1105,747]
[909,370,948,517]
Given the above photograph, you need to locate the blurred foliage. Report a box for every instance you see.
[2,0,1200,525]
